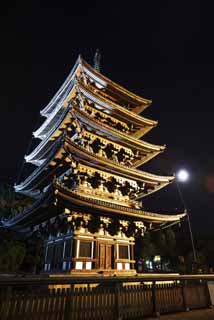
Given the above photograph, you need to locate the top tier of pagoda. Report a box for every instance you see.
[11,55,185,230]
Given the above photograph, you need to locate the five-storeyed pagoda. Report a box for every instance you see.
[6,53,185,275]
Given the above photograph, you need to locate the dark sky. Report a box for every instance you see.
[0,1,213,233]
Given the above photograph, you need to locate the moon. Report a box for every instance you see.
[177,169,189,182]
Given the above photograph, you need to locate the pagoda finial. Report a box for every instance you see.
[93,49,101,72]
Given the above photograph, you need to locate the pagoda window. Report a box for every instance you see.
[78,240,93,258]
[118,245,130,260]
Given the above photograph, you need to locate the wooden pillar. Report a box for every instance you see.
[94,240,99,269]
[114,243,117,270]
[130,244,134,269]
[71,238,78,270]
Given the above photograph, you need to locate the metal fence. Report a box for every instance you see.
[0,275,213,319]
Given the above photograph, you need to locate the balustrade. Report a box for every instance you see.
[0,275,213,320]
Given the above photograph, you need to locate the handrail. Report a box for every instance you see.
[0,274,214,287]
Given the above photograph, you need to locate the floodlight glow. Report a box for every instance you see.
[177,169,189,182]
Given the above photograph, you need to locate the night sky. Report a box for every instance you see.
[0,1,213,233]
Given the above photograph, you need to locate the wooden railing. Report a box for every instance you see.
[0,275,213,319]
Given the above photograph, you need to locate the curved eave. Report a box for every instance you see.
[25,139,57,165]
[64,138,174,186]
[40,55,81,117]
[78,81,156,129]
[15,139,66,193]
[81,58,152,112]
[74,107,164,154]
[132,127,154,140]
[55,184,186,223]
[132,180,173,200]
[73,109,164,167]
[2,189,54,230]
[74,157,172,200]
[26,110,72,163]
[2,185,186,230]
[34,102,72,140]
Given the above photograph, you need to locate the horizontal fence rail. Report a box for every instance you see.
[0,275,214,320]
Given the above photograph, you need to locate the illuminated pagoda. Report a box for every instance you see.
[6,53,185,275]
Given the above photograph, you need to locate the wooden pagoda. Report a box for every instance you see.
[6,55,185,275]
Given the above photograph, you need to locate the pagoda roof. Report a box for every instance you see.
[29,100,164,169]
[27,109,160,169]
[55,183,186,223]
[3,184,185,230]
[77,81,156,134]
[37,79,155,143]
[26,110,73,164]
[18,135,173,199]
[2,189,54,230]
[64,138,174,197]
[15,137,69,195]
[25,138,58,165]
[34,104,71,140]
[80,57,152,113]
[16,126,173,202]
[40,55,151,119]
[74,107,165,167]
[40,56,81,117]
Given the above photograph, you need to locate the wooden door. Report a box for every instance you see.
[99,243,113,269]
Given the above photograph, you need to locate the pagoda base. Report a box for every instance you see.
[44,217,136,275]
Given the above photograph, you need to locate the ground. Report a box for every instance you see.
[147,308,214,319]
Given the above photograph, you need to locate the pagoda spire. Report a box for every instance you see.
[93,49,101,72]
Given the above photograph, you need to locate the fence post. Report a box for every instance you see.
[181,280,189,312]
[152,281,159,318]
[115,282,122,320]
[64,287,73,320]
